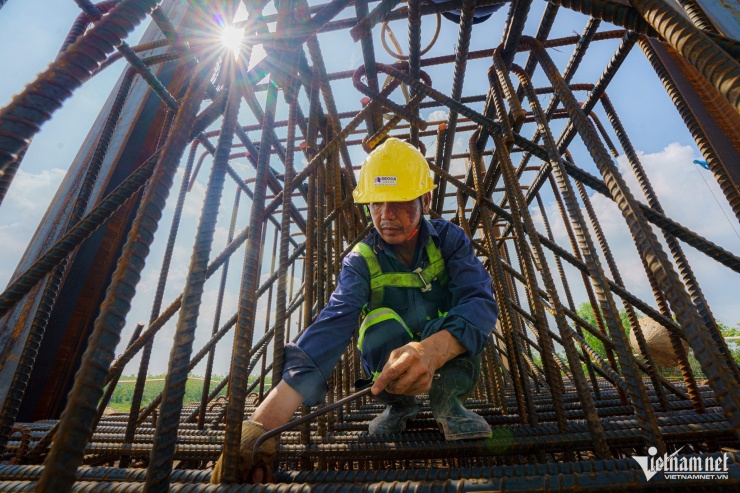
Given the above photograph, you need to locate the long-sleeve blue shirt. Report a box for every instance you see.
[282,218,498,406]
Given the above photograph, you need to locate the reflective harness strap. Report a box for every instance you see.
[352,228,449,311]
[353,242,385,309]
[357,307,414,351]
[352,229,451,382]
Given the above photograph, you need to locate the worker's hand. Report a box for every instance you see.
[210,420,277,484]
[372,341,438,396]
[372,330,467,396]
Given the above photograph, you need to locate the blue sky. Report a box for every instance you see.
[0,1,738,375]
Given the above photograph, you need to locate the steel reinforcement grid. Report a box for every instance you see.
[0,0,738,492]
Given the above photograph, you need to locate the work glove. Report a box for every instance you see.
[210,420,277,484]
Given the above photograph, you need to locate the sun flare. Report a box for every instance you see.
[221,25,245,59]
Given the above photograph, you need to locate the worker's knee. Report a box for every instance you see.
[358,308,414,377]
[436,353,482,397]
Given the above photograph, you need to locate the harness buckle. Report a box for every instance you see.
[413,267,433,292]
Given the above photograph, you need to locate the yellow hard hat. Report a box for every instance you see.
[352,138,435,204]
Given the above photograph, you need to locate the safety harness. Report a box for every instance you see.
[352,222,451,359]
[351,234,450,310]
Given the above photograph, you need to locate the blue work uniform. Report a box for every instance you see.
[282,218,499,406]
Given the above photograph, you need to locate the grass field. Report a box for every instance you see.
[107,374,270,412]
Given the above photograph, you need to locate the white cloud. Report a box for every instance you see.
[449,157,468,177]
[619,143,736,241]
[426,110,448,124]
[530,143,740,326]
[231,160,252,176]
[115,220,298,377]
[346,49,359,71]
[1,167,67,212]
[0,168,67,286]
[180,168,209,221]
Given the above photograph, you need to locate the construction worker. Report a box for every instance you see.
[211,137,498,483]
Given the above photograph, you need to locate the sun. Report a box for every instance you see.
[221,25,245,59]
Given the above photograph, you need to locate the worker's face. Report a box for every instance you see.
[369,193,431,245]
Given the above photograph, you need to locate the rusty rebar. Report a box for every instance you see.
[35,31,216,493]
[1,1,738,491]
[433,0,475,215]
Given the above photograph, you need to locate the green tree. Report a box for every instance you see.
[576,302,631,362]
[718,321,740,367]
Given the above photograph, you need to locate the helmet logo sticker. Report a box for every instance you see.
[374,176,397,186]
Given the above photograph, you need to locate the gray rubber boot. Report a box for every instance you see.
[429,355,490,440]
[368,392,421,435]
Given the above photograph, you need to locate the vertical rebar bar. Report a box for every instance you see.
[219,79,279,484]
[407,0,422,147]
[199,187,241,430]
[272,7,301,385]
[433,0,475,215]
[144,53,242,493]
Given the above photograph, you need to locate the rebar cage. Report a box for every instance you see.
[0,0,739,491]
